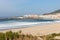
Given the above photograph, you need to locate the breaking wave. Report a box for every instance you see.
[0,19,60,29]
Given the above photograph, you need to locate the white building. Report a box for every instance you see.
[39,13,60,19]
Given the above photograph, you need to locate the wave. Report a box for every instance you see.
[54,20,60,22]
[0,20,60,29]
[0,21,53,27]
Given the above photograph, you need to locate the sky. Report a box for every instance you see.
[0,0,60,17]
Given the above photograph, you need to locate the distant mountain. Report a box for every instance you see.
[43,9,60,15]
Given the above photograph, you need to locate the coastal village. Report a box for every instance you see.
[16,13,60,20]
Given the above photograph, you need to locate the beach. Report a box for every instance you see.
[0,22,60,36]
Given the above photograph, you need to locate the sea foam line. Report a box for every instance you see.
[0,21,53,27]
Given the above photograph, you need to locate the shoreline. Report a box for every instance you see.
[0,22,60,36]
[0,21,58,30]
[0,22,57,31]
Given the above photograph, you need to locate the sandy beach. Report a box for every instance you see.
[0,23,60,36]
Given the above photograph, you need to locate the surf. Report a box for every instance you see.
[0,19,59,29]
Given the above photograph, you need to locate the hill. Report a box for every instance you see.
[43,9,60,15]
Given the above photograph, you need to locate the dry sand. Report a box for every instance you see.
[0,23,60,36]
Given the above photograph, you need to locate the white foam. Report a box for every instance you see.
[0,21,53,28]
[54,21,60,22]
[0,20,60,29]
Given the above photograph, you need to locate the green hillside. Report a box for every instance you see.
[43,9,60,15]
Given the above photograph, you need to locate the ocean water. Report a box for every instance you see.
[0,19,59,30]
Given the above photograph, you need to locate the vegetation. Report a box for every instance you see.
[43,33,60,40]
[43,9,60,15]
[0,31,39,40]
[50,9,60,14]
[0,30,60,40]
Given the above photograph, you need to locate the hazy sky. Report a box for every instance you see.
[0,0,60,17]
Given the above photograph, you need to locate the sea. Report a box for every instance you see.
[0,19,60,30]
